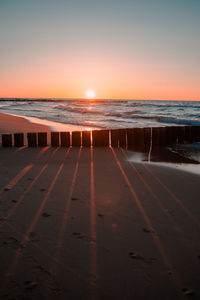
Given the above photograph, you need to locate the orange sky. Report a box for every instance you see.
[1,0,200,100]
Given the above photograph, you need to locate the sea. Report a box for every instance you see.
[0,98,200,171]
[0,98,200,130]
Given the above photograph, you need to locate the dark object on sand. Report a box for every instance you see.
[60,132,70,147]
[2,134,12,147]
[38,132,47,147]
[51,132,59,147]
[14,133,24,147]
[72,131,81,147]
[27,132,37,147]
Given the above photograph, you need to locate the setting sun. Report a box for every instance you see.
[86,90,95,99]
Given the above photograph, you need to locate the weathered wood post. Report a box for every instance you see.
[184,126,192,143]
[38,132,47,147]
[82,131,91,147]
[110,129,119,147]
[92,130,109,147]
[158,127,166,146]
[152,127,160,147]
[2,134,12,147]
[191,125,200,142]
[144,127,151,152]
[51,132,59,147]
[14,133,24,147]
[127,128,134,149]
[172,127,179,144]
[72,131,81,147]
[176,126,185,144]
[165,126,175,145]
[129,128,144,151]
[60,132,70,147]
[118,129,126,148]
[27,133,37,147]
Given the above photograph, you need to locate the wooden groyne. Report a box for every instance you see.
[1,126,200,150]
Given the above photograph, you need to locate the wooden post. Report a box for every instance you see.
[144,127,151,151]
[82,131,91,147]
[60,132,70,147]
[72,131,81,147]
[38,132,47,147]
[158,127,166,146]
[2,134,12,147]
[127,128,134,149]
[133,128,145,151]
[27,133,37,147]
[172,127,179,144]
[165,126,175,145]
[176,127,185,144]
[110,129,119,147]
[14,133,24,147]
[51,132,59,147]
[152,127,160,147]
[118,129,126,148]
[191,125,200,142]
[92,130,109,147]
[184,126,192,143]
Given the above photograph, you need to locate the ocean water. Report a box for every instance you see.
[0,99,200,130]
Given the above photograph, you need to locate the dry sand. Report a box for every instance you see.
[0,113,200,299]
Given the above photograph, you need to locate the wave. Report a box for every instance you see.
[1,99,200,129]
[131,115,200,126]
[52,104,103,115]
[128,102,200,109]
[52,104,145,118]
[0,104,10,108]
[159,117,200,126]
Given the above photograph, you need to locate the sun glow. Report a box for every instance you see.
[86,89,95,99]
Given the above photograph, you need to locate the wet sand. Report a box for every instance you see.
[0,112,91,133]
[0,112,200,299]
[0,112,51,133]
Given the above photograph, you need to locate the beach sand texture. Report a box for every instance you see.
[0,113,200,299]
[0,145,200,299]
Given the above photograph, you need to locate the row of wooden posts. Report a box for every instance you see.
[1,126,200,151]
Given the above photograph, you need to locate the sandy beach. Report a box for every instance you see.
[0,113,51,133]
[0,114,200,299]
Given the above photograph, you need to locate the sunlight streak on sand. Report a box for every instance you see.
[111,147,182,294]
[90,147,98,299]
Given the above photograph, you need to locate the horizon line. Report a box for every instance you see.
[0,97,200,102]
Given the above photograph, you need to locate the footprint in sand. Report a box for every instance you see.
[142,228,155,233]
[3,236,24,249]
[42,212,51,217]
[129,252,157,263]
[129,252,144,260]
[72,232,85,239]
[71,197,79,201]
[98,213,104,218]
[24,281,38,289]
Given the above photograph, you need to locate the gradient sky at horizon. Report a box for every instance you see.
[0,0,200,100]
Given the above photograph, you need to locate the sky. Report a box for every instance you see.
[0,0,200,100]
